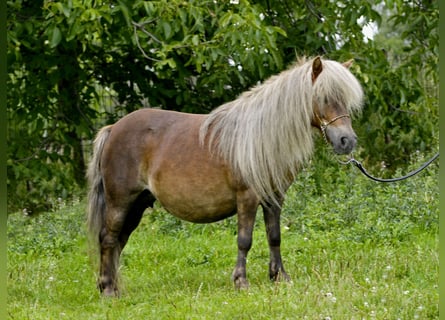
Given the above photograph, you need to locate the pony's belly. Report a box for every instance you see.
[155,192,237,223]
[147,170,238,223]
[166,205,236,223]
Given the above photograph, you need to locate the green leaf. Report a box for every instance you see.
[56,2,71,18]
[219,12,233,28]
[50,26,62,48]
[192,35,199,46]
[271,26,287,37]
[117,0,131,26]
[162,21,172,39]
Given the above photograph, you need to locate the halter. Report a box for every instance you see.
[315,113,350,145]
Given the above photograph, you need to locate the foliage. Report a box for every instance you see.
[7,0,438,212]
[7,0,115,212]
[7,160,438,318]
[354,1,438,171]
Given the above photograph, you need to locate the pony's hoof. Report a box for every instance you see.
[102,287,119,298]
[272,270,291,283]
[234,277,249,290]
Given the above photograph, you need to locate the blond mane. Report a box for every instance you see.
[199,57,363,204]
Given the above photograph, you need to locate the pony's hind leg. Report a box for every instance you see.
[99,190,155,297]
[98,205,126,297]
[262,199,291,283]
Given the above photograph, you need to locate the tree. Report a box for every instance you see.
[355,0,438,169]
[7,0,115,212]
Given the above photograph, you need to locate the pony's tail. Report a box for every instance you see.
[86,125,112,256]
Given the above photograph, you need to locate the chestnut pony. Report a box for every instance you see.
[87,56,363,296]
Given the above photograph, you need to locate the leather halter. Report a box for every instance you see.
[314,113,350,145]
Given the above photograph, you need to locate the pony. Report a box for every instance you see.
[87,56,363,296]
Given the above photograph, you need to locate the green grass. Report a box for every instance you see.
[7,159,438,319]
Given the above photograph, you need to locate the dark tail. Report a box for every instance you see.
[86,125,112,254]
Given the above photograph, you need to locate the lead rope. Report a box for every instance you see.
[338,152,439,182]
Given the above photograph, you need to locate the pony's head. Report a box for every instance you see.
[310,57,363,154]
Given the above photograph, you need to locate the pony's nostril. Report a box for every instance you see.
[341,136,348,146]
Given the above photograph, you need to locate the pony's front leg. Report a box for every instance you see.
[262,200,291,283]
[232,190,259,289]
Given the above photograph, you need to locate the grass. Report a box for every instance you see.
[7,157,438,319]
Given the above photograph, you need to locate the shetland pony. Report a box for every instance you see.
[87,56,363,296]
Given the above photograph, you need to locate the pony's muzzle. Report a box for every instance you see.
[327,127,357,155]
[337,135,357,154]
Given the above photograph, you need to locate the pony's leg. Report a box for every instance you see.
[232,190,259,289]
[262,200,291,282]
[100,191,155,296]
[98,205,127,297]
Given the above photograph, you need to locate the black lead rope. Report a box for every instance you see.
[340,152,439,183]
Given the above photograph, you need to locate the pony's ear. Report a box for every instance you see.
[312,56,323,82]
[343,59,354,69]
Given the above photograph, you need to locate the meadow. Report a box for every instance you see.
[7,154,438,319]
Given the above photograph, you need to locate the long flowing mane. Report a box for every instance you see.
[199,57,363,204]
